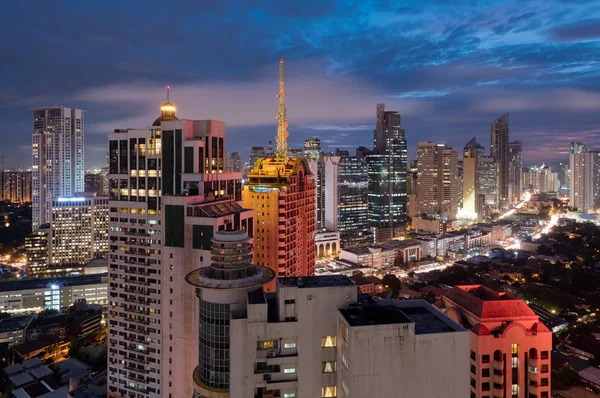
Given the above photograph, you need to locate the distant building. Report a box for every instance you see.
[24,225,50,276]
[249,146,266,167]
[366,103,407,238]
[490,113,510,206]
[462,137,484,220]
[443,285,552,398]
[303,137,321,162]
[479,156,498,211]
[84,169,108,196]
[1,170,32,203]
[337,152,371,247]
[226,151,241,172]
[569,142,599,212]
[32,106,85,230]
[508,141,523,203]
[324,155,341,231]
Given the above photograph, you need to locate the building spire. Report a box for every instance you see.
[167,85,170,102]
[275,58,289,158]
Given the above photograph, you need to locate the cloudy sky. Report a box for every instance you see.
[2,0,600,168]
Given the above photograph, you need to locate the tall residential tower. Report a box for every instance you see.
[490,113,509,206]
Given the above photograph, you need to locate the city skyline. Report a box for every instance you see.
[2,1,600,168]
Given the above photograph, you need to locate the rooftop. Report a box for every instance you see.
[0,274,106,292]
[340,304,412,327]
[278,275,355,289]
[0,316,33,332]
[444,285,537,319]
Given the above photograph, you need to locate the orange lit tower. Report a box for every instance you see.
[243,59,316,291]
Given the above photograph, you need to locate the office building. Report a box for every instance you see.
[462,137,484,220]
[570,142,599,212]
[25,225,50,277]
[443,285,552,398]
[490,113,509,206]
[478,156,498,210]
[0,274,108,314]
[366,103,407,238]
[186,246,469,398]
[416,142,459,220]
[84,169,109,196]
[558,163,569,191]
[48,193,108,269]
[508,141,523,203]
[249,146,266,168]
[304,138,321,162]
[337,152,371,247]
[242,59,316,292]
[106,92,249,398]
[227,152,241,172]
[324,155,341,231]
[1,170,32,203]
[32,106,85,230]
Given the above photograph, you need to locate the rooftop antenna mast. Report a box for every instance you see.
[275,58,289,158]
[167,85,171,102]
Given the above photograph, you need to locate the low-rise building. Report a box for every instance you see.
[0,316,33,346]
[316,230,341,257]
[349,275,384,295]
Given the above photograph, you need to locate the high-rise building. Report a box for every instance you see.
[242,59,316,292]
[490,113,509,206]
[187,243,470,398]
[0,154,3,172]
[227,151,241,172]
[366,104,407,238]
[478,156,498,210]
[508,141,523,203]
[25,225,50,277]
[462,137,484,220]
[558,163,569,191]
[106,93,249,398]
[84,169,109,196]
[336,152,371,247]
[32,106,85,230]
[324,155,341,231]
[416,142,459,220]
[443,285,552,398]
[48,193,108,270]
[1,171,32,203]
[304,138,321,162]
[570,142,599,212]
[249,146,266,167]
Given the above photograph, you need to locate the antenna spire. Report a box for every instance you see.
[167,85,171,102]
[275,58,289,158]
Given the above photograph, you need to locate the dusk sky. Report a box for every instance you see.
[2,0,600,169]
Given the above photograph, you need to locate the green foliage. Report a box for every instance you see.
[553,367,580,391]
[381,274,402,297]
[37,309,59,317]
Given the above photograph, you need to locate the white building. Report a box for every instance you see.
[316,230,341,257]
[107,99,250,398]
[569,142,599,213]
[49,193,108,269]
[186,235,469,398]
[324,155,341,231]
[32,106,85,230]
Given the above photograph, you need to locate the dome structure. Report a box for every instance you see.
[152,87,179,126]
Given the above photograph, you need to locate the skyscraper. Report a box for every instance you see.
[462,137,484,219]
[570,142,599,212]
[1,170,32,203]
[324,155,341,231]
[508,140,523,203]
[336,152,371,247]
[106,95,249,398]
[32,106,85,230]
[249,146,266,167]
[304,138,325,230]
[84,169,109,196]
[227,151,241,172]
[416,142,459,220]
[366,104,407,239]
[478,156,498,210]
[490,113,509,206]
[242,59,316,292]
[303,137,321,162]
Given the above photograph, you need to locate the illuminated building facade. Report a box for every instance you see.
[49,193,109,268]
[25,225,50,276]
[508,141,523,203]
[106,94,249,398]
[32,106,85,230]
[443,285,552,398]
[462,137,484,220]
[366,104,407,237]
[478,156,498,210]
[85,168,109,196]
[570,142,600,212]
[416,142,459,220]
[1,170,32,203]
[303,137,321,162]
[336,152,371,247]
[242,59,316,292]
[490,113,509,206]
[187,269,469,398]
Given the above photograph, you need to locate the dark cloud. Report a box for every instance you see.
[1,0,600,168]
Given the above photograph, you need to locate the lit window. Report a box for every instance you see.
[322,336,336,347]
[284,367,296,374]
[283,394,296,398]
[512,357,518,369]
[512,384,518,396]
[322,361,336,373]
[322,386,336,397]
[511,344,519,355]
[257,340,278,350]
[284,342,296,349]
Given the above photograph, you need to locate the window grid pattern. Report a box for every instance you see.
[198,299,230,389]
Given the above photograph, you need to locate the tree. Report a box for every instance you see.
[37,309,58,317]
[381,274,402,297]
[69,340,83,359]
[553,367,580,391]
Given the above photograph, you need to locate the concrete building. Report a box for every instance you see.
[25,224,50,276]
[366,104,407,239]
[462,137,484,220]
[249,146,266,169]
[1,170,32,203]
[508,141,523,203]
[0,274,107,314]
[106,96,248,398]
[337,152,371,248]
[48,193,108,270]
[324,155,341,231]
[443,285,552,398]
[227,151,241,172]
[490,113,509,206]
[303,138,321,162]
[316,230,340,257]
[569,142,599,212]
[32,106,85,230]
[187,245,469,398]
[416,142,459,220]
[84,169,109,196]
[478,156,498,211]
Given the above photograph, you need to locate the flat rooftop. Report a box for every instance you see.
[278,275,355,289]
[340,299,463,334]
[0,274,107,292]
